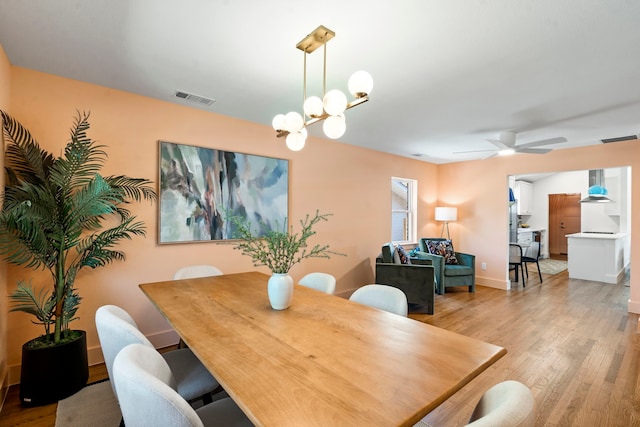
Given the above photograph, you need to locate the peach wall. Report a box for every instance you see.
[438,142,639,309]
[5,67,439,384]
[0,42,10,407]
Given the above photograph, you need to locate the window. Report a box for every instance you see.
[391,177,417,244]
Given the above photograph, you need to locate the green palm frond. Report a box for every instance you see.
[9,281,55,325]
[105,175,158,203]
[1,111,54,187]
[75,217,146,269]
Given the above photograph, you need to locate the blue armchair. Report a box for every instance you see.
[416,238,475,295]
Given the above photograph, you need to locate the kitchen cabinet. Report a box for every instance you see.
[517,230,533,245]
[514,181,533,215]
[566,232,627,283]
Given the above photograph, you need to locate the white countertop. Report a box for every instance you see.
[517,228,545,232]
[566,232,627,239]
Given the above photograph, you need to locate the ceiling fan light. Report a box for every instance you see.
[272,114,286,131]
[323,114,346,139]
[348,70,373,98]
[323,90,347,116]
[498,148,515,156]
[286,131,306,151]
[303,96,324,118]
[284,111,304,133]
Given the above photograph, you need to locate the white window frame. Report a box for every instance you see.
[391,177,417,244]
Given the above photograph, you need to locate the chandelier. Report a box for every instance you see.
[272,25,373,151]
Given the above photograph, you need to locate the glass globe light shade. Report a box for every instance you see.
[348,70,373,97]
[323,114,346,139]
[286,131,306,151]
[323,90,347,116]
[272,114,286,131]
[284,111,304,133]
[303,96,324,118]
[300,126,308,139]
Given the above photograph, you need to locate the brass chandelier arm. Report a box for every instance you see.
[276,96,369,138]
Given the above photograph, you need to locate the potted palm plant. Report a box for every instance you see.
[231,210,343,309]
[0,110,157,405]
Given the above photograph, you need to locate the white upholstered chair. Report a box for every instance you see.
[349,284,408,317]
[173,265,224,280]
[95,305,220,403]
[298,272,336,294]
[467,380,535,426]
[413,380,535,427]
[113,343,252,427]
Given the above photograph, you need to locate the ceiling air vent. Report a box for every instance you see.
[601,135,637,143]
[174,90,216,106]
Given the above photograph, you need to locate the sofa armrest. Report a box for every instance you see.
[412,251,444,292]
[374,263,435,314]
[455,252,475,267]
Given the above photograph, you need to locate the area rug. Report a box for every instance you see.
[538,258,568,275]
[55,380,121,427]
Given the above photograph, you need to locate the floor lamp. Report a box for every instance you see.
[435,207,457,240]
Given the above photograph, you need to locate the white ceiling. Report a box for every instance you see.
[1,0,639,164]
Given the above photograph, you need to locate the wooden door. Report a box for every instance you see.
[549,194,581,255]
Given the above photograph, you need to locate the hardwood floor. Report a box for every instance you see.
[1,270,638,426]
[413,269,639,427]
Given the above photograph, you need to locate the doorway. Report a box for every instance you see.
[548,193,581,255]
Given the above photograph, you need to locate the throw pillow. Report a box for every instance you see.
[393,246,401,264]
[396,245,411,264]
[426,239,459,265]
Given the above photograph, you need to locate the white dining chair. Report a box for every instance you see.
[95,305,221,403]
[113,343,252,427]
[467,380,535,426]
[298,272,336,294]
[349,284,408,316]
[413,380,535,427]
[173,265,224,280]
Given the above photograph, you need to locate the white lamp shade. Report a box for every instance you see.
[323,114,346,139]
[286,131,306,151]
[348,70,373,97]
[303,96,324,118]
[272,114,286,131]
[284,111,304,132]
[435,207,457,222]
[323,90,348,116]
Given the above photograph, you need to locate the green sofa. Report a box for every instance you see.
[416,238,475,295]
[375,243,436,314]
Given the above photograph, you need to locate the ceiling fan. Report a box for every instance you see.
[455,131,567,158]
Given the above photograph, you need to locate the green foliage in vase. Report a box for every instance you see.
[231,210,344,274]
[0,110,157,347]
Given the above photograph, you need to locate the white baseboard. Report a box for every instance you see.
[476,276,509,290]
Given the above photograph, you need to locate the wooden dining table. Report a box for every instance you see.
[139,271,506,427]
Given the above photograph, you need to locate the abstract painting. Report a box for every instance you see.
[158,141,289,243]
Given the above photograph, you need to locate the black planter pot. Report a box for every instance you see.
[19,330,89,406]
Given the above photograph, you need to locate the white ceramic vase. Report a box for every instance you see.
[268,273,294,310]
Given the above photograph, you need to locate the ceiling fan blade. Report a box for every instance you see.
[518,136,567,149]
[516,147,553,154]
[453,149,497,154]
[486,138,509,149]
